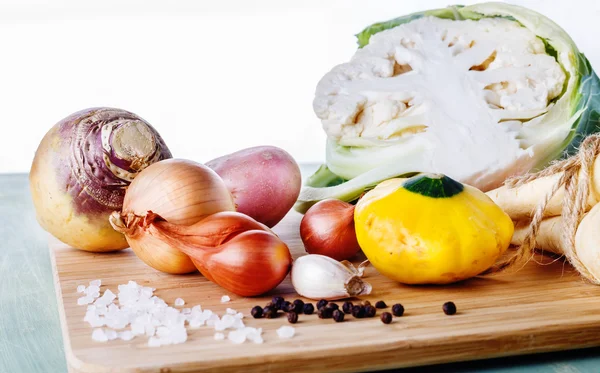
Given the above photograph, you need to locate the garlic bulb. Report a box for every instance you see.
[291,254,372,300]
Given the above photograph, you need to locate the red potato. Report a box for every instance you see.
[207,146,302,228]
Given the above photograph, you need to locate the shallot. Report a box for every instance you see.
[110,159,235,273]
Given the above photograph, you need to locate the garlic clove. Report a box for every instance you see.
[291,254,372,300]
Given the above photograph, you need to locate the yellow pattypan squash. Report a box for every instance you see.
[354,174,514,284]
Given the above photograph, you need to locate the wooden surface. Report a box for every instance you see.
[5,171,600,373]
[51,206,600,373]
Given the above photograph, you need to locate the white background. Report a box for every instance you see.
[0,0,597,173]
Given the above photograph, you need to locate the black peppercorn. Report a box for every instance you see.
[443,302,457,315]
[375,301,387,309]
[272,296,284,309]
[325,302,339,311]
[380,312,392,324]
[287,311,298,324]
[351,305,365,318]
[318,307,333,319]
[342,301,353,314]
[364,305,376,318]
[391,303,404,317]
[280,301,292,312]
[333,309,345,322]
[362,300,371,307]
[293,299,305,313]
[263,306,278,319]
[303,303,315,315]
[264,302,276,310]
[316,299,328,309]
[251,306,263,319]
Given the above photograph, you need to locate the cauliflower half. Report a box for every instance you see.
[297,3,600,213]
[315,17,564,145]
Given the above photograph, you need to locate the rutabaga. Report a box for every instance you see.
[296,3,600,212]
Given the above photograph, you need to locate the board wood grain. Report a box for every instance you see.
[51,210,600,373]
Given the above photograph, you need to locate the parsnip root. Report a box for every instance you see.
[486,156,600,221]
[511,216,564,255]
[511,203,600,283]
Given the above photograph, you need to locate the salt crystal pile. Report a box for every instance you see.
[77,280,265,347]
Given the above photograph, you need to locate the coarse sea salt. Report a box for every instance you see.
[84,285,100,295]
[77,280,276,346]
[276,326,295,339]
[77,296,94,305]
[119,331,134,341]
[227,329,247,344]
[92,328,108,342]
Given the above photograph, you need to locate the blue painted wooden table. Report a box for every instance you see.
[2,173,600,373]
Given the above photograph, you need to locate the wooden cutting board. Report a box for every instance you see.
[51,210,600,373]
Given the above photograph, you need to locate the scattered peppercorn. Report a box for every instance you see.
[303,303,315,315]
[380,312,392,324]
[287,311,298,324]
[352,305,366,318]
[263,306,278,319]
[364,305,376,318]
[251,306,263,319]
[392,304,404,317]
[264,302,276,310]
[342,301,353,314]
[316,299,328,309]
[375,301,387,309]
[333,309,345,322]
[362,300,371,307]
[443,302,457,315]
[325,302,339,311]
[293,299,305,313]
[318,307,333,319]
[272,296,284,309]
[280,301,292,312]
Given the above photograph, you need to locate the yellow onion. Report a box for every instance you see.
[110,158,235,274]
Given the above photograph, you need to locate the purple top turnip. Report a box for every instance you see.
[207,146,302,228]
[29,107,171,252]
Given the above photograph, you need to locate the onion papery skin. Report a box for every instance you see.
[115,159,236,274]
[30,107,171,252]
[143,211,293,296]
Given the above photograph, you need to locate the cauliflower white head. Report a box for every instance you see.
[297,3,600,212]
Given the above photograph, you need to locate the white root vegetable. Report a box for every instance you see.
[486,156,600,221]
[511,204,600,282]
[511,216,564,255]
[574,203,600,282]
